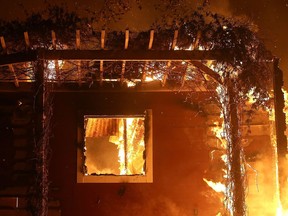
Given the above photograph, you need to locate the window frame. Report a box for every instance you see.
[77,110,153,183]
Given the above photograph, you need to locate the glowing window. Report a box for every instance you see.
[77,110,153,183]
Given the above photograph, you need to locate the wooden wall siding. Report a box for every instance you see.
[49,92,219,216]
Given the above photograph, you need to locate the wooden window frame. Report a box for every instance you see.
[77,110,153,183]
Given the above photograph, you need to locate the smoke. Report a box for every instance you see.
[208,0,232,16]
[228,0,288,88]
[209,0,288,87]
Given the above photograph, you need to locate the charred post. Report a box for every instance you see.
[34,59,49,216]
[273,58,288,210]
[226,82,246,216]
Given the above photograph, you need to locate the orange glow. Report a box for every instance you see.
[282,88,288,125]
[203,178,225,193]
[211,120,227,149]
[126,80,137,87]
[205,97,229,214]
[85,117,145,175]
[271,98,288,216]
[145,76,155,82]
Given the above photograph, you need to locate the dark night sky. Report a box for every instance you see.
[0,0,287,86]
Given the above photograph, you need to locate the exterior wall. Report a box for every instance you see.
[49,91,221,216]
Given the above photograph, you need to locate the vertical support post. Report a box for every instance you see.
[121,29,129,84]
[180,63,188,88]
[76,30,81,50]
[227,84,246,216]
[124,29,129,50]
[273,58,288,210]
[148,30,154,50]
[51,30,56,49]
[100,30,105,85]
[223,82,246,216]
[24,32,30,50]
[0,36,19,87]
[101,30,105,50]
[76,30,82,86]
[163,30,178,87]
[51,31,60,85]
[0,36,7,53]
[142,30,154,83]
[193,31,201,50]
[34,59,48,216]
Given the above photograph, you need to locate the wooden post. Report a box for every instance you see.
[225,82,246,216]
[273,58,288,210]
[148,30,154,50]
[34,59,48,216]
[180,63,188,88]
[51,31,56,49]
[121,30,129,84]
[100,30,105,50]
[142,30,154,83]
[24,32,30,50]
[193,31,201,50]
[163,30,178,87]
[51,31,60,85]
[76,30,81,50]
[76,30,82,86]
[100,30,105,85]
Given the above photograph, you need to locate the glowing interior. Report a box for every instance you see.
[84,117,145,176]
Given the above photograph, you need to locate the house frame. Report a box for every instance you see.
[0,29,287,216]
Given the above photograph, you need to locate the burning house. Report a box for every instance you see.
[0,6,287,216]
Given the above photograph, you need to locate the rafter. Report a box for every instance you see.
[190,60,222,84]
[163,30,178,87]
[142,30,154,83]
[0,36,19,87]
[121,30,129,84]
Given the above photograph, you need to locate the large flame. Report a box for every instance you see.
[276,88,288,216]
[203,178,226,193]
[109,118,145,175]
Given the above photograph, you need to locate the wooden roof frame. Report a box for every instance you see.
[0,29,238,89]
[0,29,272,90]
[0,49,234,65]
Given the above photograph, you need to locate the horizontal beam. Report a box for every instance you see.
[0,51,37,66]
[0,82,33,92]
[0,49,235,66]
[0,81,214,93]
[38,49,234,62]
